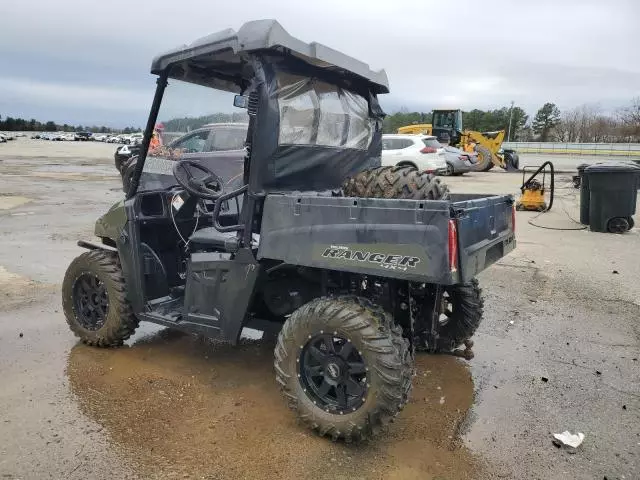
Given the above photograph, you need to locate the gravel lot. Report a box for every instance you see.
[1,139,638,479]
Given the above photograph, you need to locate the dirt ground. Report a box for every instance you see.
[0,139,639,479]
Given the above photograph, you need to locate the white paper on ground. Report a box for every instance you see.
[553,431,585,448]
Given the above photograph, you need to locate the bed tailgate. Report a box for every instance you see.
[453,194,516,282]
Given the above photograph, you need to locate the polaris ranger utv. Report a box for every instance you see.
[62,20,516,442]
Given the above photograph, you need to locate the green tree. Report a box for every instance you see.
[508,107,529,140]
[45,121,57,132]
[532,103,560,141]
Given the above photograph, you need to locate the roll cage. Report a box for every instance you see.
[127,19,390,250]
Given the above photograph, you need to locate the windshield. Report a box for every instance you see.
[433,110,462,132]
[139,79,248,192]
[276,73,373,150]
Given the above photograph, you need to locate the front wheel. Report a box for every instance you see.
[62,250,139,347]
[474,145,494,171]
[274,296,412,442]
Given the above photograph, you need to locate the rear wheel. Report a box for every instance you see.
[342,165,449,200]
[607,217,631,233]
[274,296,412,442]
[474,145,494,171]
[435,279,484,351]
[443,162,455,176]
[62,250,139,347]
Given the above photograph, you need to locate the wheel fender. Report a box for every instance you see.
[77,240,118,252]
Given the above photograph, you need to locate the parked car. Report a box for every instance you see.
[0,134,6,143]
[381,134,447,174]
[74,131,93,141]
[438,145,477,176]
[128,133,143,145]
[1,133,16,141]
[119,123,248,192]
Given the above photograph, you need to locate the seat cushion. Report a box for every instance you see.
[189,227,239,252]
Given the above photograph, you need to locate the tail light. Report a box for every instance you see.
[424,169,435,174]
[511,204,516,233]
[448,219,458,273]
[420,146,438,154]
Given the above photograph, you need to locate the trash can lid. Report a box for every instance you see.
[585,161,640,174]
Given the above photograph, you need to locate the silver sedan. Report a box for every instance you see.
[437,146,477,176]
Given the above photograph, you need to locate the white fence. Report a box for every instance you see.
[502,142,640,157]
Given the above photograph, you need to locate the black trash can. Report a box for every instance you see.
[585,162,640,233]
[577,163,591,224]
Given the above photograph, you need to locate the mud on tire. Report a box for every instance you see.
[274,296,412,442]
[342,165,449,200]
[62,250,139,347]
[436,279,484,351]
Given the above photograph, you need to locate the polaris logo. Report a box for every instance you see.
[322,245,421,270]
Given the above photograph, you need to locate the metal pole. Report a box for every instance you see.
[507,100,514,142]
[126,72,169,199]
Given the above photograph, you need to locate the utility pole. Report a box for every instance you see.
[507,100,514,142]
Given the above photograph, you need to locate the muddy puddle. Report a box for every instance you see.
[67,329,484,479]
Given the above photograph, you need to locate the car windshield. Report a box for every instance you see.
[275,73,373,150]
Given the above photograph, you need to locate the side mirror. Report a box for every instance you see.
[233,95,249,109]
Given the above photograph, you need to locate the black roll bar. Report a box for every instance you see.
[126,71,169,199]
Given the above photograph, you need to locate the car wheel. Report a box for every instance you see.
[443,162,455,176]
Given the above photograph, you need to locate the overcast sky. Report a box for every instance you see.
[1,0,639,127]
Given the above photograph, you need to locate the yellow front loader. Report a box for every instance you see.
[397,109,519,171]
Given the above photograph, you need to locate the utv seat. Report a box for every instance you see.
[189,227,239,252]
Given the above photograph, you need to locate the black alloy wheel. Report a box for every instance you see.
[299,333,367,414]
[73,273,109,331]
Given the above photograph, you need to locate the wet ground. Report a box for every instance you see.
[0,139,639,479]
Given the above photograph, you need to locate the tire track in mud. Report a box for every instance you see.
[66,330,485,479]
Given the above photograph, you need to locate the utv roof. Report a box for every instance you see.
[150,19,389,94]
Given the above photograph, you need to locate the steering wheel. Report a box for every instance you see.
[172,160,224,200]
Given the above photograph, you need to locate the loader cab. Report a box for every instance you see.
[431,109,463,146]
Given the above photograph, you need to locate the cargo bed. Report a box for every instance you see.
[258,192,516,285]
